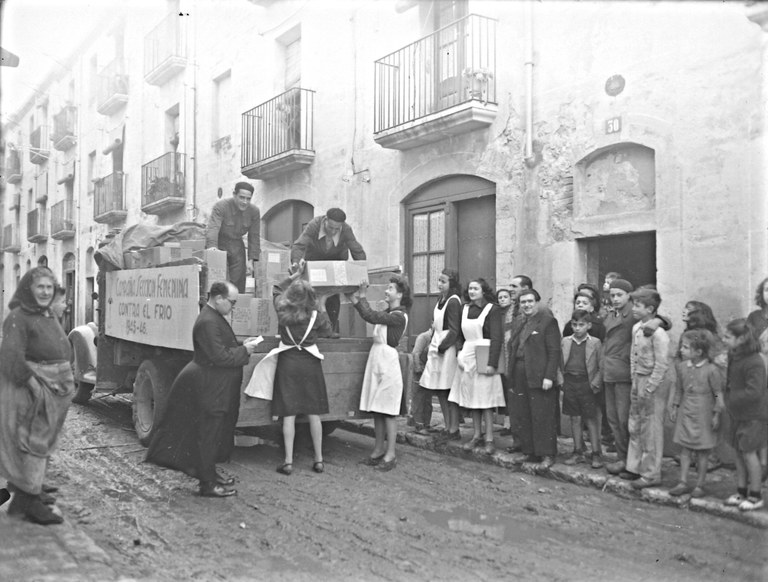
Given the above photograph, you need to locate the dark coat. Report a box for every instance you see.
[725,352,768,422]
[507,310,561,389]
[146,305,250,482]
[290,216,366,263]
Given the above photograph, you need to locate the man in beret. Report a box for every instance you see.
[205,182,261,293]
[290,208,366,334]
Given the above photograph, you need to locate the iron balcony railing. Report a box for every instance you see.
[27,208,47,241]
[97,59,129,107]
[142,152,186,205]
[30,125,50,164]
[52,105,77,144]
[94,172,125,218]
[144,12,185,76]
[374,14,497,133]
[241,87,315,167]
[51,199,74,235]
[2,224,20,252]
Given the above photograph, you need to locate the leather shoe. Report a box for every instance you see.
[538,456,555,469]
[39,491,56,505]
[606,460,626,475]
[215,472,235,487]
[41,483,59,494]
[359,454,385,466]
[619,471,641,481]
[24,497,63,525]
[374,458,397,472]
[631,477,661,489]
[199,483,237,498]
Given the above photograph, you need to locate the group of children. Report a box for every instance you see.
[246,264,768,512]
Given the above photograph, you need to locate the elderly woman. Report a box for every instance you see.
[507,289,561,468]
[0,267,74,524]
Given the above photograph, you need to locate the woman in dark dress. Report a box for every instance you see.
[0,267,74,524]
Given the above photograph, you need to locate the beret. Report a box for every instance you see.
[234,181,254,194]
[609,279,633,293]
[326,207,347,222]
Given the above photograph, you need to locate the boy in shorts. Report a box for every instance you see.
[559,309,604,468]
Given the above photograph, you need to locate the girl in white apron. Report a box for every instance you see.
[448,279,505,455]
[418,269,462,439]
[245,278,332,475]
[348,276,412,472]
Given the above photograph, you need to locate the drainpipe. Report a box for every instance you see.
[190,0,198,219]
[524,0,534,164]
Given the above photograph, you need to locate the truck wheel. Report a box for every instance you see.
[132,359,181,447]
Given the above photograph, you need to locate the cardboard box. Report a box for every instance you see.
[180,239,206,252]
[194,249,228,287]
[123,250,141,269]
[228,294,278,337]
[304,260,368,294]
[260,247,291,277]
[336,284,388,338]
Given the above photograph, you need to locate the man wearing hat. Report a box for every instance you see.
[290,208,367,334]
[205,182,261,293]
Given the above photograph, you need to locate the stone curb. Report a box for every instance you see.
[339,420,768,530]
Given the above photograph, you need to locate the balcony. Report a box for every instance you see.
[5,148,22,183]
[373,14,498,150]
[30,125,50,164]
[94,172,127,223]
[241,87,315,180]
[96,59,129,115]
[27,208,48,243]
[2,224,21,253]
[35,172,49,203]
[52,105,77,150]
[51,199,75,239]
[57,159,75,185]
[141,152,186,215]
[8,192,21,210]
[144,12,186,85]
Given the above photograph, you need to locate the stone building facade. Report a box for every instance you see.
[1,0,765,342]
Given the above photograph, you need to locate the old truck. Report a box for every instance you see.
[71,224,410,446]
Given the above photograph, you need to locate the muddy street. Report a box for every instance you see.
[11,396,767,582]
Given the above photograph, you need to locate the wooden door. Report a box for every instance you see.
[456,195,496,290]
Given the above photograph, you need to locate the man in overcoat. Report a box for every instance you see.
[146,281,259,497]
[506,289,561,468]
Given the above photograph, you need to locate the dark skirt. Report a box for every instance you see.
[273,349,328,417]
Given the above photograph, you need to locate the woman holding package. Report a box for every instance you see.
[448,278,506,455]
[418,268,462,439]
[348,276,411,472]
[0,267,74,524]
[245,266,332,475]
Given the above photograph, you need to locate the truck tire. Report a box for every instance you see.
[132,359,182,447]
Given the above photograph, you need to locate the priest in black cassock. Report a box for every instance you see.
[146,281,259,497]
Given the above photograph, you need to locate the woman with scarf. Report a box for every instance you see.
[0,267,74,524]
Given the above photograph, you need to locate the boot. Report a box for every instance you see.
[24,496,64,525]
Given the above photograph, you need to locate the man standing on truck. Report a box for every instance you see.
[290,208,366,335]
[205,182,261,293]
[146,281,260,498]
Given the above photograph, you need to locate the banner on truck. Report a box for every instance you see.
[105,265,200,351]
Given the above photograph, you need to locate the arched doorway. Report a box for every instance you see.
[404,175,496,340]
[263,199,314,245]
[62,252,76,333]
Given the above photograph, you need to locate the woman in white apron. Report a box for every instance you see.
[245,276,332,475]
[448,278,505,455]
[348,276,412,472]
[418,269,462,439]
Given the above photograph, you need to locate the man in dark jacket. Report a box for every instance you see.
[290,208,366,333]
[146,281,259,497]
[507,289,561,468]
[205,182,261,293]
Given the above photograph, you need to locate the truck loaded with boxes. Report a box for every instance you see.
[77,222,410,448]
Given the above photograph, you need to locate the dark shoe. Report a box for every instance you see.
[41,483,59,494]
[590,453,604,469]
[7,490,31,517]
[374,458,397,472]
[690,486,705,498]
[484,440,495,455]
[39,491,56,505]
[24,497,63,525]
[605,443,617,453]
[538,456,555,469]
[669,482,690,496]
[619,471,640,481]
[632,477,661,489]
[276,463,293,475]
[606,460,626,475]
[312,461,325,474]
[522,454,542,463]
[462,436,484,451]
[216,472,235,487]
[505,444,523,454]
[359,454,385,466]
[199,483,237,498]
[564,452,585,466]
[499,427,514,436]
[445,430,462,441]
